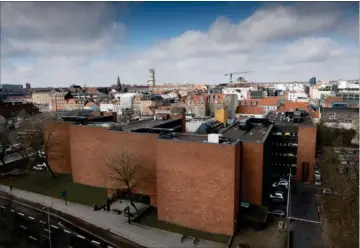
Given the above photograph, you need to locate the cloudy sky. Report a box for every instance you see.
[0,2,358,87]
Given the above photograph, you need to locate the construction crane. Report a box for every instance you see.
[224,71,253,84]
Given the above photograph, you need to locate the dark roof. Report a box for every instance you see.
[320,107,359,113]
[266,112,315,127]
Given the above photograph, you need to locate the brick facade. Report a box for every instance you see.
[241,142,264,205]
[296,126,317,183]
[156,139,240,235]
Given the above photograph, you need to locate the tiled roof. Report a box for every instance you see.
[258,96,281,106]
[236,106,264,115]
[278,101,310,112]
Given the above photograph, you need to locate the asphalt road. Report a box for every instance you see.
[290,183,324,248]
[0,193,143,248]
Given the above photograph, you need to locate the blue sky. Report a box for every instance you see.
[1,2,359,87]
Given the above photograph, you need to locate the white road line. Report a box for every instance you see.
[51,224,59,229]
[18,212,25,216]
[91,240,101,245]
[29,236,37,241]
[58,221,64,226]
[42,234,49,239]
[40,220,46,224]
[76,234,86,240]
[10,209,15,212]
[64,230,71,234]
[20,225,27,229]
[0,206,5,209]
[28,216,35,220]
[107,246,114,248]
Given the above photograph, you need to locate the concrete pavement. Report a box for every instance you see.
[0,185,226,248]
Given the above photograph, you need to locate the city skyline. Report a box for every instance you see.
[1,2,359,87]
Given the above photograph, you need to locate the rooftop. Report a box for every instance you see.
[266,111,315,127]
[320,107,359,113]
[220,120,272,143]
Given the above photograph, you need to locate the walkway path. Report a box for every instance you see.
[0,185,226,248]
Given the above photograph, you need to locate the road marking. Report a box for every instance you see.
[76,234,86,240]
[18,212,25,216]
[10,209,15,212]
[28,216,35,220]
[107,246,114,248]
[44,229,52,233]
[20,225,27,229]
[29,236,37,241]
[92,240,101,245]
[40,220,46,224]
[0,206,5,209]
[64,230,71,234]
[51,224,59,229]
[42,234,49,239]
[58,221,64,226]
[289,216,321,224]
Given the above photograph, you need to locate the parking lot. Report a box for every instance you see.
[333,147,359,179]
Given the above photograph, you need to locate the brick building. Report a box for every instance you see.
[47,110,316,236]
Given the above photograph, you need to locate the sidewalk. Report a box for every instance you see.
[0,185,226,248]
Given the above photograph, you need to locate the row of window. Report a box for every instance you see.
[271,142,298,147]
[271,163,297,167]
[272,132,298,136]
[272,153,297,157]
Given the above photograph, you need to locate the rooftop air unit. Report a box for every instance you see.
[208,133,223,144]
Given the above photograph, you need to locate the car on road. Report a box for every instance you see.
[314,170,321,180]
[315,179,321,186]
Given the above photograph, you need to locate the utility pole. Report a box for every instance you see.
[45,204,53,248]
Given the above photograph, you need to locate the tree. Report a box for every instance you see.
[17,115,58,179]
[106,151,150,212]
[0,122,11,166]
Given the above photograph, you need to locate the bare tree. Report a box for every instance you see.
[17,115,58,179]
[106,151,150,212]
[0,124,11,166]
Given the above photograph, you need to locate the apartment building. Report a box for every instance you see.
[50,92,67,111]
[32,91,51,105]
[240,96,281,114]
[185,94,209,117]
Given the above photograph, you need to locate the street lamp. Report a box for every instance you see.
[42,201,53,248]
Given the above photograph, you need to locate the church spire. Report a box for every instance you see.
[117,75,122,92]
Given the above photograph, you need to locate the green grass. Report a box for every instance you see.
[136,207,231,244]
[1,171,107,206]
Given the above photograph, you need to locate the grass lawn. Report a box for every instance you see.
[136,206,231,244]
[1,171,107,206]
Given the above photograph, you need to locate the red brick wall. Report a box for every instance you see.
[156,139,239,235]
[68,125,158,204]
[297,126,317,183]
[46,121,72,174]
[241,142,264,205]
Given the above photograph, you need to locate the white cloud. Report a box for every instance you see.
[0,2,358,87]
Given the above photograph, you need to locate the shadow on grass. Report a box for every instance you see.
[135,206,231,244]
[1,171,107,206]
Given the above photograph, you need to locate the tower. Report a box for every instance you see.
[147,69,155,86]
[117,75,122,92]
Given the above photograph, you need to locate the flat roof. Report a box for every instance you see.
[110,118,180,132]
[220,122,272,143]
[267,112,315,127]
[160,133,209,143]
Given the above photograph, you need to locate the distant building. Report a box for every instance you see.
[25,83,31,90]
[32,91,51,105]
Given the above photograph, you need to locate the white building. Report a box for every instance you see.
[288,91,309,102]
[222,87,255,101]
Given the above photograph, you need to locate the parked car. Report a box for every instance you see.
[269,192,284,200]
[322,188,336,195]
[268,210,286,217]
[33,163,47,171]
[272,181,289,189]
